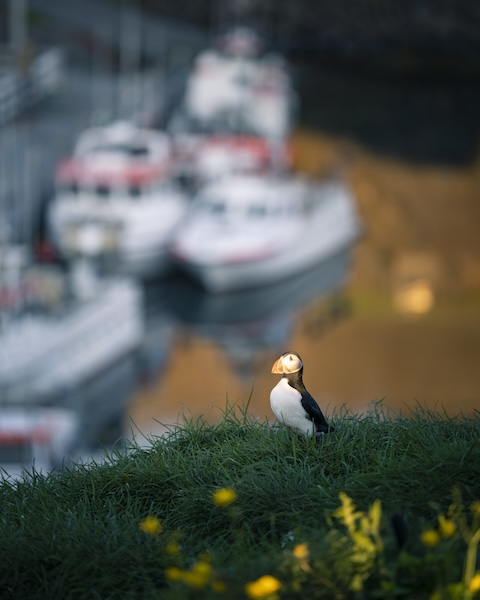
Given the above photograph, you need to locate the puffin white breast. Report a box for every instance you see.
[270,378,315,436]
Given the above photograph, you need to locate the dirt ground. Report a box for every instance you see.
[291,129,480,295]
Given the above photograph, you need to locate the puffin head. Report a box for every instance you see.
[271,352,303,375]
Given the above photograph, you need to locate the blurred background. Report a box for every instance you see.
[1,0,480,476]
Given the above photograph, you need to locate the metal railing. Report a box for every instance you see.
[0,46,65,125]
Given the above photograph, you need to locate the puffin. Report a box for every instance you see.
[270,351,334,437]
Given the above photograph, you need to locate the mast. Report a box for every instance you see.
[9,0,30,76]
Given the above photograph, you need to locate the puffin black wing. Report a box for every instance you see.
[300,391,333,434]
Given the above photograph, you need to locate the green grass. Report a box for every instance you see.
[1,402,479,599]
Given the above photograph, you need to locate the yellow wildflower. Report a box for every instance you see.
[470,573,480,593]
[182,561,212,589]
[212,487,237,507]
[198,552,213,563]
[421,529,440,547]
[211,579,227,593]
[245,575,282,599]
[166,542,181,556]
[193,560,212,578]
[471,501,480,515]
[165,566,183,582]
[438,515,457,538]
[293,543,309,560]
[138,516,162,535]
[182,571,206,589]
[430,592,442,600]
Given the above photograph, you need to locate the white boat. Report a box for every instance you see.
[167,27,297,188]
[0,246,144,406]
[0,408,79,481]
[168,173,362,293]
[180,49,295,139]
[47,120,188,279]
[178,27,297,140]
[171,132,291,190]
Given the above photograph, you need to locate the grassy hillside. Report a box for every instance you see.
[1,403,479,599]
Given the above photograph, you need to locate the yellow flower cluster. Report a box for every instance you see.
[470,573,480,593]
[138,516,162,536]
[166,557,226,592]
[421,530,440,547]
[140,490,480,599]
[293,543,311,573]
[293,543,309,560]
[212,487,237,507]
[438,515,457,538]
[165,542,181,556]
[420,515,457,547]
[244,575,282,599]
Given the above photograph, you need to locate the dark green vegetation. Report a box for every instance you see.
[1,403,479,599]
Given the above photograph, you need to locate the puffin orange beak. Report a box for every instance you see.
[271,358,284,374]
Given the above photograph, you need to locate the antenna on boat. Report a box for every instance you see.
[8,0,31,78]
[118,0,143,121]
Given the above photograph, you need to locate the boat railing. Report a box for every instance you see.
[0,46,64,125]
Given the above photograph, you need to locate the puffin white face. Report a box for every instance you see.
[271,352,303,375]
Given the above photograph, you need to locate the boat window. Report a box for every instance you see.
[60,182,79,195]
[91,143,149,157]
[266,203,283,216]
[128,185,142,198]
[154,181,169,193]
[210,202,226,215]
[95,184,110,198]
[0,442,32,464]
[128,145,149,157]
[196,198,226,215]
[248,204,267,218]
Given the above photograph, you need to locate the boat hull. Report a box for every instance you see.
[0,279,144,404]
[178,231,358,293]
[48,195,187,279]
[171,181,362,292]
